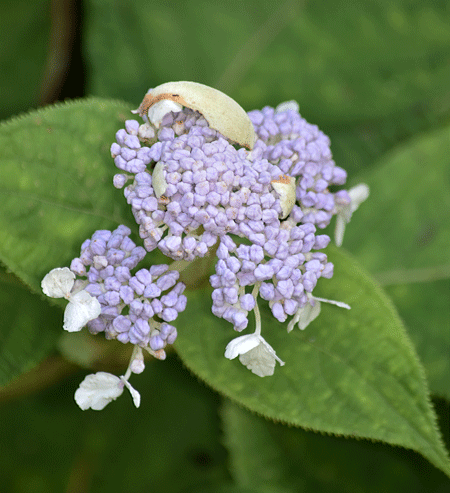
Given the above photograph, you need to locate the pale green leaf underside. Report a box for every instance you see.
[175,245,450,477]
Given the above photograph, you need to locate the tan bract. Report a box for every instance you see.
[136,81,256,150]
[271,175,297,219]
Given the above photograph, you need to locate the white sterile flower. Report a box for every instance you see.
[335,183,369,246]
[287,295,351,333]
[225,333,285,377]
[287,300,321,333]
[41,267,75,298]
[42,267,101,332]
[75,372,124,410]
[63,290,101,332]
[74,371,141,410]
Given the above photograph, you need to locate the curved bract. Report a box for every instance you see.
[136,81,256,150]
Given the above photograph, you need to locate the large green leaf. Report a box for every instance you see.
[175,245,450,477]
[0,0,51,120]
[221,400,450,492]
[0,268,60,387]
[0,98,136,293]
[342,124,450,399]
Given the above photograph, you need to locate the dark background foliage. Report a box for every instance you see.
[0,0,449,491]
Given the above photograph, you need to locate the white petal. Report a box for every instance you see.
[313,296,351,310]
[334,183,369,246]
[334,214,346,247]
[224,334,261,360]
[74,372,124,410]
[288,296,350,332]
[148,99,183,127]
[275,100,299,114]
[239,343,276,377]
[41,267,75,298]
[295,301,322,331]
[121,377,141,408]
[349,183,370,213]
[238,338,284,377]
[226,333,284,377]
[63,290,101,332]
[258,337,285,365]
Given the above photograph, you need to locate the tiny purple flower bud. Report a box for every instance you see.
[119,285,134,304]
[104,291,120,306]
[150,264,169,277]
[150,334,165,350]
[254,264,274,281]
[272,302,287,322]
[162,307,178,322]
[240,294,255,311]
[135,269,152,286]
[157,271,179,291]
[143,283,161,298]
[166,327,178,344]
[112,315,132,333]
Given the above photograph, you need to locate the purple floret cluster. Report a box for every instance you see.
[69,225,186,356]
[109,104,350,333]
[41,85,368,409]
[248,105,351,228]
[112,110,289,261]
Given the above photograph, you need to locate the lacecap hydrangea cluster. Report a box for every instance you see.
[42,82,368,410]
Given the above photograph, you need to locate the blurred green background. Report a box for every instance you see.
[0,0,449,491]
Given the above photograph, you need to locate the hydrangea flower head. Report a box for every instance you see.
[42,82,368,409]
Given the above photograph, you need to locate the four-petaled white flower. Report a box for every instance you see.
[335,183,369,247]
[41,267,101,332]
[74,371,141,411]
[287,295,351,333]
[225,332,285,377]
